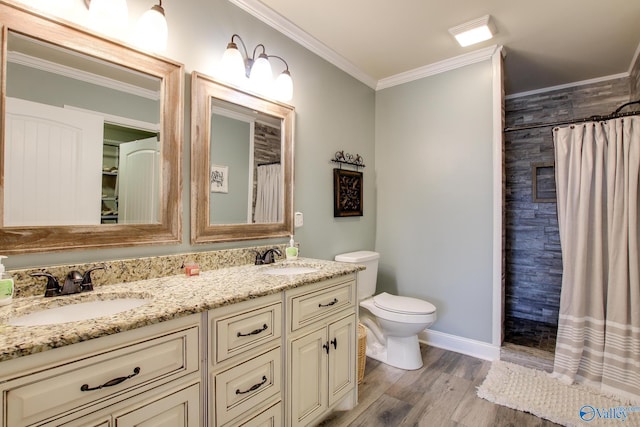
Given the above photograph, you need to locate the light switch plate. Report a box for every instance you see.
[294,212,303,228]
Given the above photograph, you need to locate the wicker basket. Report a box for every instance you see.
[357,323,367,385]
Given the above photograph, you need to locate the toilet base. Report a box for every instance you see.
[365,334,423,370]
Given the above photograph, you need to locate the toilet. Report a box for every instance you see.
[334,250,436,370]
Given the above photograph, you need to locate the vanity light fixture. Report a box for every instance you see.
[448,15,496,47]
[86,0,129,38]
[133,0,168,52]
[220,34,293,102]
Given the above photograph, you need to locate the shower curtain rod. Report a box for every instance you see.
[504,99,640,133]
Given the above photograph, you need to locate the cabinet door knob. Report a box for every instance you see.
[323,342,330,354]
[331,338,338,349]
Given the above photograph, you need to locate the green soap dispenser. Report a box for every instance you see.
[0,255,14,306]
[286,235,298,260]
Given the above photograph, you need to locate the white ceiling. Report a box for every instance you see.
[233,0,640,96]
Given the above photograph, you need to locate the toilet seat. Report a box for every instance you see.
[360,296,437,325]
[373,292,436,315]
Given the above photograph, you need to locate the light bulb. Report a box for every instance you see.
[249,54,272,94]
[134,3,168,52]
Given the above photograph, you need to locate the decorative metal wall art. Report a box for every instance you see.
[331,151,365,169]
[333,168,363,217]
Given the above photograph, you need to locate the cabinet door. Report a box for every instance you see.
[328,315,356,407]
[289,328,327,427]
[113,383,200,427]
[4,97,103,226]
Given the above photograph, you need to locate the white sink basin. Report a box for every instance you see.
[263,267,319,276]
[7,298,148,326]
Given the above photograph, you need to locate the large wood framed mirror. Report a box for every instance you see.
[191,72,294,244]
[0,1,183,254]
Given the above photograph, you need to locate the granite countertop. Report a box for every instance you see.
[0,258,363,362]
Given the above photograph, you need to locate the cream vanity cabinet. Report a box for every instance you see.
[286,275,358,427]
[0,314,201,427]
[207,292,283,427]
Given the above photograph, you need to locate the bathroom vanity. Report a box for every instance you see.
[0,259,362,426]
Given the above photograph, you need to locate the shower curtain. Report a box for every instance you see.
[552,116,640,400]
[254,163,281,223]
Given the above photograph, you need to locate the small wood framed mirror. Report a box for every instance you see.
[190,72,294,244]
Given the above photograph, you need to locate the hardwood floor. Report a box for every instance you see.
[318,345,560,427]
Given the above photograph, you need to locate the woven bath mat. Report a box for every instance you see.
[477,360,640,426]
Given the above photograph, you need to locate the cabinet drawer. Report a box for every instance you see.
[214,347,281,426]
[214,302,282,363]
[290,281,355,331]
[5,325,199,427]
[237,402,282,427]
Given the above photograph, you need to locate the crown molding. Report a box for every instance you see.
[505,72,630,100]
[377,45,502,90]
[228,0,378,89]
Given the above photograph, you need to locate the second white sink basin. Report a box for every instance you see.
[263,267,319,276]
[7,298,148,326]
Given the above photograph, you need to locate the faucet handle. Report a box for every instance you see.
[30,272,61,297]
[81,265,106,291]
[253,250,265,265]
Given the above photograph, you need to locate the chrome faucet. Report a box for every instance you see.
[254,248,282,265]
[31,265,105,297]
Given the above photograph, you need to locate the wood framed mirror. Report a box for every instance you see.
[190,71,294,244]
[0,1,183,254]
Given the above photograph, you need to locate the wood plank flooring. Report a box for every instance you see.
[318,345,560,427]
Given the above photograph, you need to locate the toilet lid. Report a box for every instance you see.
[373,292,436,315]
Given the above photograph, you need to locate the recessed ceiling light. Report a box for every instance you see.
[449,15,496,47]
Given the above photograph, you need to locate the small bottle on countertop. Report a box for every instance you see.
[286,235,298,260]
[0,255,14,306]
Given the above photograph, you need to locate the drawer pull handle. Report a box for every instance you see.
[80,367,141,392]
[236,376,267,395]
[318,298,338,308]
[237,323,268,337]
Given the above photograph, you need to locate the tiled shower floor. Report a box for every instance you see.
[503,317,558,353]
[502,317,557,372]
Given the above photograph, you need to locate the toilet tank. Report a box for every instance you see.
[334,251,380,300]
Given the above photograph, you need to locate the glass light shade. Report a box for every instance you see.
[220,44,247,86]
[88,0,128,38]
[274,71,293,102]
[249,54,273,94]
[449,15,495,47]
[453,26,493,47]
[134,5,168,52]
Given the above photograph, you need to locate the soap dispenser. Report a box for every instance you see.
[0,255,14,306]
[286,235,298,260]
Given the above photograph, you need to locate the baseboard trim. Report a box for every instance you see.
[419,330,500,361]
